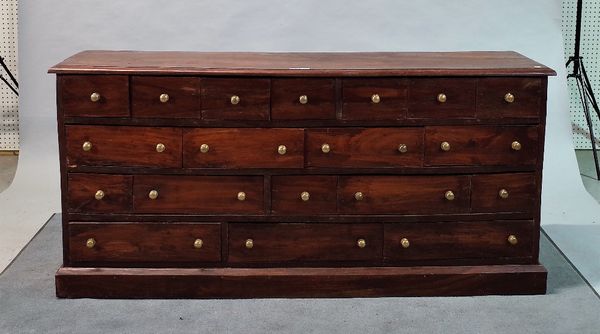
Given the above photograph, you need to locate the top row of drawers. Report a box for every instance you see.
[59,76,544,121]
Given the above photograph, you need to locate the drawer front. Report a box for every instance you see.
[67,174,132,213]
[341,78,408,120]
[271,78,335,120]
[201,78,270,120]
[131,76,200,118]
[228,223,382,263]
[477,77,542,119]
[183,128,304,168]
[408,78,476,119]
[133,175,264,214]
[306,128,423,168]
[384,220,534,261]
[60,75,129,117]
[69,223,221,264]
[271,176,337,214]
[471,173,537,213]
[339,176,470,214]
[65,125,182,168]
[424,126,538,166]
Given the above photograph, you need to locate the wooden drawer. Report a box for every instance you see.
[477,77,542,119]
[65,125,182,168]
[201,78,270,120]
[59,75,129,117]
[271,176,337,214]
[131,76,200,118]
[306,128,423,168]
[339,175,470,214]
[271,78,335,120]
[341,78,408,120]
[424,125,538,166]
[228,223,382,264]
[471,173,537,213]
[183,128,304,168]
[384,220,534,261]
[67,174,132,213]
[408,78,476,119]
[69,223,221,264]
[133,175,264,214]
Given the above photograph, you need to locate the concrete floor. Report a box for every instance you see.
[0,154,18,193]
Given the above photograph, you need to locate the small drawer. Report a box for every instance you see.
[341,78,408,120]
[339,175,470,214]
[59,75,129,117]
[131,76,200,118]
[408,78,476,119]
[306,128,423,168]
[67,174,132,213]
[183,128,304,168]
[384,220,534,261]
[65,125,182,168]
[228,223,382,264]
[201,78,270,120]
[69,222,221,264]
[133,175,264,214]
[471,173,537,213]
[271,78,335,120]
[424,125,538,166]
[271,176,337,214]
[477,77,542,119]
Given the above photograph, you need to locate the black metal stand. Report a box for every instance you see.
[566,0,600,180]
[0,55,18,96]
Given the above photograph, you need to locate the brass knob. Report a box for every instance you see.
[437,93,447,103]
[400,238,410,248]
[511,141,522,151]
[86,238,96,248]
[148,190,158,200]
[237,191,246,201]
[508,235,518,245]
[230,95,240,105]
[277,145,287,155]
[504,92,515,103]
[299,95,308,104]
[193,238,203,249]
[321,143,331,153]
[94,190,105,200]
[371,94,381,104]
[159,93,169,103]
[200,144,210,153]
[440,141,451,152]
[357,239,366,248]
[156,143,166,153]
[82,141,92,152]
[398,144,408,153]
[354,191,364,201]
[245,239,254,249]
[499,189,509,199]
[90,92,100,102]
[445,190,455,201]
[300,191,310,202]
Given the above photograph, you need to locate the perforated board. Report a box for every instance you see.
[0,0,18,151]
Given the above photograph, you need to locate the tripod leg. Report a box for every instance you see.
[576,76,600,180]
[580,61,600,121]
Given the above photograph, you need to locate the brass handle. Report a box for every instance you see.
[94,190,105,200]
[400,238,410,248]
[299,95,308,104]
[245,238,254,249]
[511,141,522,151]
[445,190,455,201]
[357,239,366,248]
[504,92,515,103]
[398,144,408,153]
[86,238,96,248]
[437,93,447,103]
[90,92,100,102]
[237,191,246,201]
[499,189,509,199]
[354,191,364,201]
[277,145,287,155]
[508,235,518,245]
[148,190,158,200]
[371,94,381,104]
[193,238,203,249]
[440,141,451,152]
[300,191,310,202]
[230,95,240,105]
[321,143,331,153]
[82,141,92,152]
[159,93,169,103]
[200,144,210,153]
[156,143,166,153]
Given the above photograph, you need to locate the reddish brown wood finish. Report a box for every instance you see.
[67,174,132,213]
[271,78,335,120]
[471,173,537,213]
[201,78,270,120]
[477,77,542,119]
[341,78,408,120]
[271,176,337,214]
[408,78,477,119]
[59,75,129,117]
[131,76,200,118]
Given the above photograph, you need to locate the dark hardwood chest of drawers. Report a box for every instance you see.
[50,51,555,298]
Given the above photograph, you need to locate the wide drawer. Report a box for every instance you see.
[133,175,264,214]
[271,176,337,214]
[471,173,537,213]
[341,78,408,120]
[67,174,132,213]
[183,128,304,168]
[408,78,477,119]
[59,75,129,117]
[271,78,335,120]
[131,76,200,118]
[477,77,543,119]
[228,223,382,264]
[65,125,182,168]
[384,220,534,261]
[201,78,270,120]
[69,222,222,264]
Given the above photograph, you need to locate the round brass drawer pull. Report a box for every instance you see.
[400,238,410,249]
[277,145,287,155]
[299,95,308,104]
[148,190,159,200]
[156,143,166,153]
[245,238,254,249]
[371,94,381,104]
[354,191,364,201]
[94,190,105,200]
[321,143,331,153]
[300,191,310,202]
[200,143,210,153]
[440,141,451,152]
[437,93,447,103]
[86,238,96,248]
[507,235,518,245]
[230,95,240,105]
[82,141,92,152]
[504,92,515,103]
[398,144,408,153]
[194,238,203,249]
[159,93,170,103]
[237,191,246,201]
[445,190,455,201]
[90,92,100,102]
[511,141,522,151]
[499,189,509,199]
[357,238,366,248]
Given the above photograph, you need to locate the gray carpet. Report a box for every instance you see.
[1,215,599,334]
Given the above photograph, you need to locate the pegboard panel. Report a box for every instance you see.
[0,0,18,151]
[563,0,600,149]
